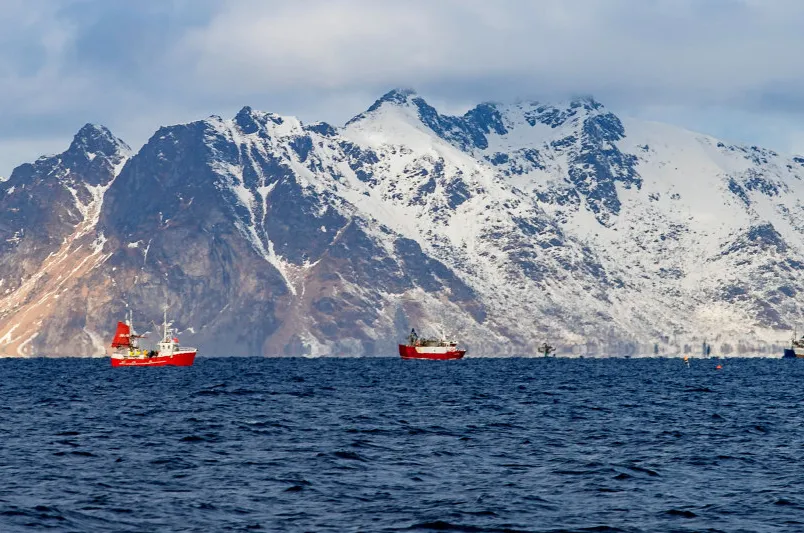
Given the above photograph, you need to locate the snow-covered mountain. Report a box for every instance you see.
[3,89,804,357]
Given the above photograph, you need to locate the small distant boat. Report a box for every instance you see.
[539,342,555,357]
[702,340,712,358]
[110,307,197,367]
[783,333,804,358]
[399,328,465,360]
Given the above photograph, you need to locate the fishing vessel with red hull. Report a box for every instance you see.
[110,308,197,367]
[398,328,466,360]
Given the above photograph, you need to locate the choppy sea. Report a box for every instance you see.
[1,357,803,532]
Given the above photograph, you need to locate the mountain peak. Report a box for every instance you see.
[569,95,605,112]
[233,105,290,135]
[68,123,130,159]
[346,88,429,127]
[234,106,260,133]
[364,88,418,114]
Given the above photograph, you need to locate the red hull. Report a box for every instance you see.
[110,350,196,367]
[398,344,466,360]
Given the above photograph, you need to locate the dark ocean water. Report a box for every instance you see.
[1,357,803,532]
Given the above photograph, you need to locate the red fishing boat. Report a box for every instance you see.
[110,307,197,367]
[398,328,466,360]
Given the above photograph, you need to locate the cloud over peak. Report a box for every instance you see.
[3,0,804,175]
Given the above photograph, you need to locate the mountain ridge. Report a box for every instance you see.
[2,89,804,357]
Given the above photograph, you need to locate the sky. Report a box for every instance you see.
[2,0,804,177]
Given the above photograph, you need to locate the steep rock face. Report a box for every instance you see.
[4,89,804,357]
[0,125,130,355]
[91,119,290,355]
[0,125,128,288]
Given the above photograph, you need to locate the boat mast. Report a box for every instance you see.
[128,309,134,341]
[126,309,138,350]
[163,304,168,342]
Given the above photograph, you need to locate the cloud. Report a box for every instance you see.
[2,0,804,176]
[173,0,804,108]
[0,0,219,173]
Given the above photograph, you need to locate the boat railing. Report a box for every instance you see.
[414,338,458,347]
